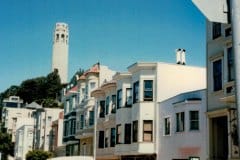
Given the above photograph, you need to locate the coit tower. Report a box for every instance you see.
[52,22,69,84]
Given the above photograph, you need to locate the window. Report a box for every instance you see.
[71,120,76,134]
[117,89,122,109]
[213,59,222,91]
[225,27,232,37]
[125,88,132,107]
[116,124,121,144]
[111,95,116,113]
[99,101,105,118]
[106,96,109,115]
[98,131,104,148]
[144,80,153,101]
[125,124,131,144]
[164,117,170,135]
[190,111,199,130]
[132,121,138,142]
[110,128,116,147]
[80,115,84,129]
[65,100,69,113]
[133,81,139,103]
[105,129,109,148]
[212,22,221,39]
[90,82,96,90]
[143,120,153,142]
[227,47,235,82]
[89,111,94,126]
[176,112,185,132]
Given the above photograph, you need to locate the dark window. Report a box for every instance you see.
[110,128,116,147]
[125,124,131,144]
[99,101,105,118]
[228,47,235,82]
[89,111,94,126]
[164,117,170,135]
[80,115,84,129]
[190,111,199,130]
[144,80,153,101]
[111,95,116,113]
[125,88,132,107]
[72,120,76,134]
[106,96,109,115]
[143,120,153,142]
[116,124,121,144]
[117,89,122,109]
[133,81,139,103]
[105,132,109,148]
[213,59,222,91]
[64,121,67,136]
[98,131,104,148]
[176,112,185,132]
[132,121,138,142]
[225,27,232,37]
[212,22,221,39]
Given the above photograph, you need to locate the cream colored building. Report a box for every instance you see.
[14,125,34,160]
[91,80,120,160]
[112,61,206,159]
[206,21,239,159]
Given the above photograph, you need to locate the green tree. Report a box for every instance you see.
[45,69,62,99]
[0,132,14,160]
[26,150,53,160]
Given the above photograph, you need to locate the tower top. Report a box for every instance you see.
[53,22,69,44]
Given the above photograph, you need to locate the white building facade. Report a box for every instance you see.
[52,22,69,84]
[158,89,207,160]
[14,125,34,160]
[112,62,206,159]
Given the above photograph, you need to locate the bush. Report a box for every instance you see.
[26,150,53,160]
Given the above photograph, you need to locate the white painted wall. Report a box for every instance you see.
[158,90,207,160]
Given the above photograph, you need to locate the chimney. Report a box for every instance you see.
[175,48,186,65]
[176,48,181,64]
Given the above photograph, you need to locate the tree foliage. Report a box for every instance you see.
[26,150,53,160]
[0,132,14,160]
[0,70,63,108]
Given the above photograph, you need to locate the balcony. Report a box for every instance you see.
[75,126,94,139]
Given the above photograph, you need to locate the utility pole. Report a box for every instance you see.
[230,0,240,152]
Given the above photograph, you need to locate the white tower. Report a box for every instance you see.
[52,22,69,84]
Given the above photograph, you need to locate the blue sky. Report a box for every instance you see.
[0,0,205,93]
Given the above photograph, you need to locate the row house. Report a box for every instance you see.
[91,80,119,160]
[158,89,207,160]
[206,21,239,159]
[62,85,79,156]
[14,125,34,160]
[89,57,206,160]
[75,63,116,157]
[32,107,63,151]
[62,63,116,157]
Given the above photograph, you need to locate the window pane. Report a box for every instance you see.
[117,90,122,109]
[99,101,105,118]
[116,124,121,144]
[228,47,235,81]
[133,82,139,103]
[190,111,199,130]
[106,96,109,115]
[213,59,222,91]
[110,128,116,147]
[176,112,184,132]
[111,95,116,113]
[132,121,138,142]
[125,124,131,144]
[144,80,153,101]
[143,120,152,142]
[126,88,132,107]
[164,117,170,135]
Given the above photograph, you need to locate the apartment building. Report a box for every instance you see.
[158,89,207,160]
[14,125,34,160]
[32,107,63,151]
[2,100,35,142]
[73,63,116,157]
[111,59,206,160]
[62,84,79,156]
[91,80,119,160]
[2,96,24,108]
[50,111,65,157]
[206,21,239,159]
